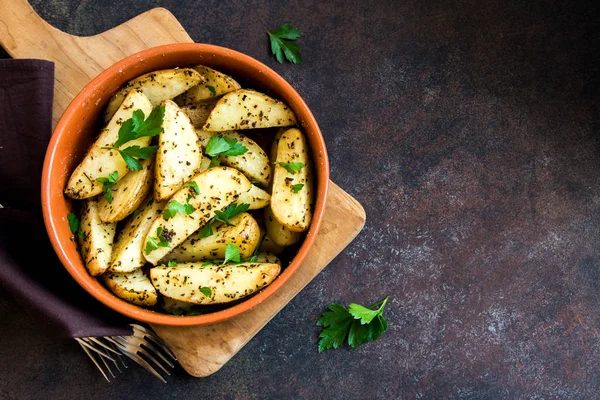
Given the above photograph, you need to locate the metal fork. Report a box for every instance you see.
[75,323,177,383]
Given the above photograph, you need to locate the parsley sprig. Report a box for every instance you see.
[317,297,390,352]
[202,243,242,266]
[292,183,304,193]
[267,24,303,64]
[163,199,195,220]
[205,135,248,158]
[102,106,165,171]
[277,161,305,174]
[96,171,119,203]
[67,213,84,239]
[198,202,250,238]
[145,226,170,255]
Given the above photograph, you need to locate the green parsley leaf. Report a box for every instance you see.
[348,296,389,325]
[208,157,221,168]
[145,226,170,255]
[117,145,158,171]
[205,135,248,158]
[198,221,214,238]
[167,261,177,267]
[202,260,216,266]
[213,202,250,226]
[317,297,390,352]
[206,85,217,97]
[113,106,165,148]
[133,209,141,218]
[223,243,241,265]
[277,161,305,174]
[163,200,195,220]
[200,287,213,297]
[187,181,200,196]
[67,213,84,239]
[96,171,119,203]
[292,183,304,193]
[267,24,303,64]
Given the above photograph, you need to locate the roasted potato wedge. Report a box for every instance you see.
[110,198,166,273]
[162,212,260,263]
[97,158,154,223]
[202,89,297,131]
[253,252,281,265]
[196,130,272,187]
[154,100,203,201]
[78,198,117,276]
[237,184,271,210]
[104,68,204,123]
[65,89,153,200]
[160,297,201,315]
[150,262,281,305]
[143,167,252,264]
[180,101,217,127]
[258,230,284,255]
[264,205,302,247]
[102,269,158,307]
[270,128,313,232]
[175,65,241,105]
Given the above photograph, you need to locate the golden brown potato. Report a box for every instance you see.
[78,198,117,276]
[154,100,203,201]
[203,89,297,131]
[97,158,154,223]
[150,262,281,305]
[65,89,153,200]
[175,65,241,105]
[196,130,272,187]
[102,269,158,307]
[143,167,252,265]
[104,68,205,123]
[270,127,313,232]
[263,205,302,247]
[162,212,260,263]
[109,198,166,273]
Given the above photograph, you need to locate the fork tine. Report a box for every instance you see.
[111,336,172,377]
[131,324,177,361]
[119,349,167,383]
[78,338,116,361]
[139,339,175,368]
[76,339,110,382]
[87,337,120,355]
[98,352,116,379]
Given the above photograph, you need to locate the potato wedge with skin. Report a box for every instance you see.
[102,269,158,306]
[143,167,252,265]
[65,90,153,200]
[162,212,260,263]
[97,158,154,223]
[203,89,297,131]
[179,101,217,128]
[110,198,166,273]
[253,252,281,265]
[199,130,272,187]
[154,100,203,201]
[78,198,117,276]
[175,65,241,105]
[270,128,313,232]
[258,230,284,255]
[150,262,281,305]
[237,184,271,210]
[161,297,201,315]
[264,205,302,247]
[104,68,205,123]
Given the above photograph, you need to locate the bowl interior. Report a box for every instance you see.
[42,43,329,326]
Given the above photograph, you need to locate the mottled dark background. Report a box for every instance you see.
[1,0,599,399]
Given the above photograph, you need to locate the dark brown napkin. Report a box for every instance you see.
[0,59,132,338]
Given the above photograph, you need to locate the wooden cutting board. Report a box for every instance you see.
[0,0,366,377]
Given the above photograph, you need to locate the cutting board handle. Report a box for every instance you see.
[0,0,67,58]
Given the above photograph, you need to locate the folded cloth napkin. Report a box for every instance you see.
[0,59,132,339]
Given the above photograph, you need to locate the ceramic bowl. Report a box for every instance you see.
[41,43,329,326]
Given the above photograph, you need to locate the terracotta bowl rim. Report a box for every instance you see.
[41,42,330,326]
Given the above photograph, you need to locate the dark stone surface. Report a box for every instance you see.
[1,0,599,398]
